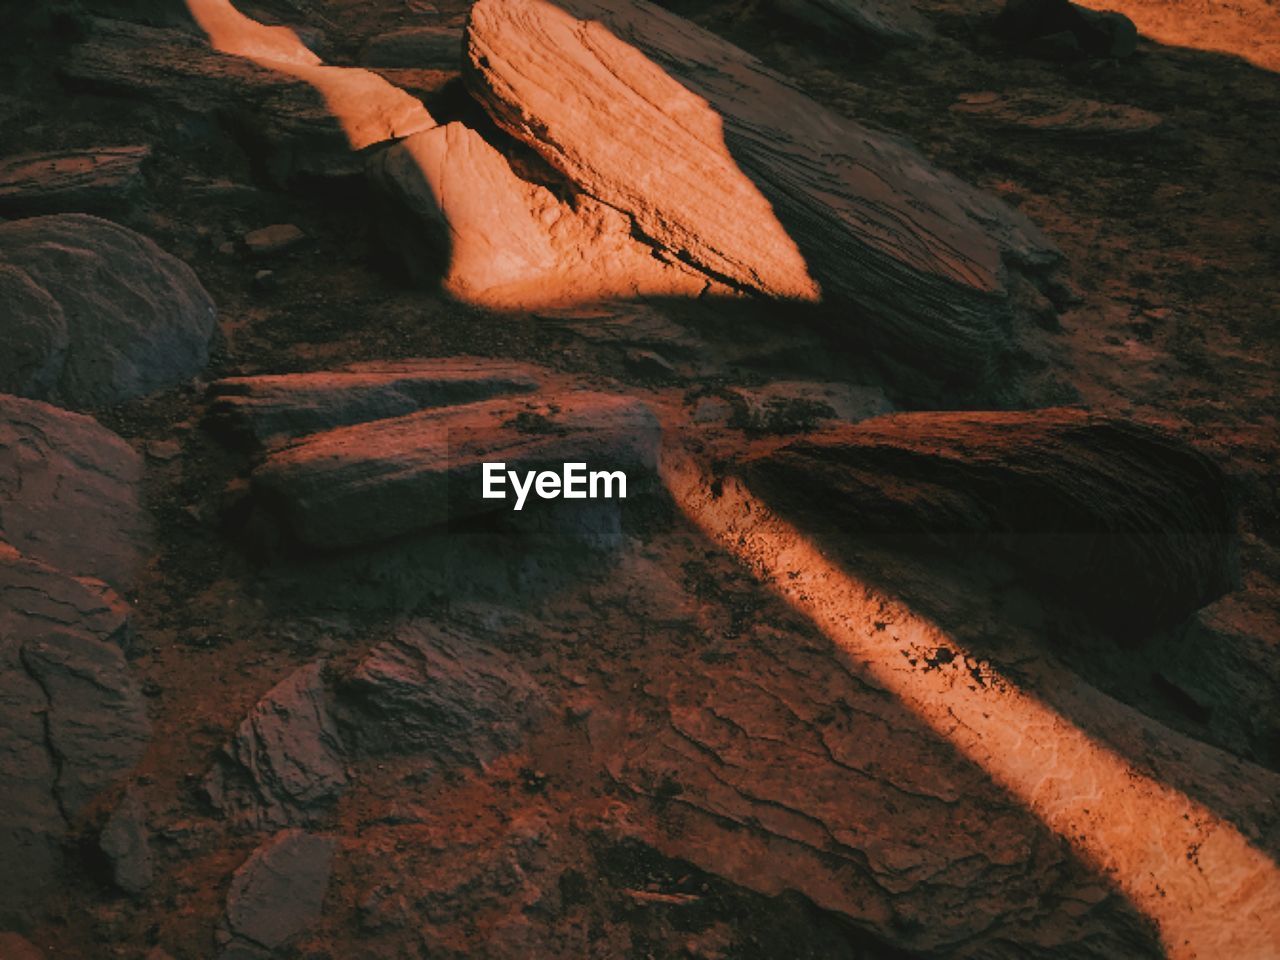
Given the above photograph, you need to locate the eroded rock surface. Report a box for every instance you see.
[464,0,1060,384]
[219,830,335,959]
[0,215,216,409]
[0,146,151,216]
[769,0,932,47]
[0,394,149,590]
[358,25,464,68]
[737,408,1235,631]
[952,90,1163,139]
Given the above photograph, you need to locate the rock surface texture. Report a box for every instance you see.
[737,408,1235,631]
[0,146,151,216]
[219,830,335,959]
[463,0,1061,384]
[0,215,216,409]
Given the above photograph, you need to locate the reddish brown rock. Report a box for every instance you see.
[0,146,151,217]
[219,830,335,959]
[952,90,1163,139]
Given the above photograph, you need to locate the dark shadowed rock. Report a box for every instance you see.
[358,25,464,68]
[464,0,1060,385]
[206,359,542,449]
[952,91,1163,139]
[340,621,541,764]
[219,830,335,959]
[205,663,348,828]
[0,395,150,590]
[0,933,43,960]
[251,390,658,547]
[768,0,932,47]
[0,146,151,217]
[738,408,1234,631]
[0,215,216,409]
[243,224,306,257]
[100,787,153,896]
[994,0,1138,59]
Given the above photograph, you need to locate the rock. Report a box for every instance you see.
[0,549,148,921]
[736,408,1234,632]
[725,381,891,433]
[145,439,183,462]
[0,214,216,409]
[61,17,432,184]
[243,224,306,256]
[100,787,153,895]
[623,349,677,379]
[358,25,463,68]
[250,389,659,547]
[952,91,1163,139]
[367,121,711,307]
[0,933,43,960]
[339,621,542,764]
[0,394,150,590]
[994,0,1138,60]
[767,0,932,48]
[463,0,1060,385]
[206,359,541,449]
[205,663,348,828]
[220,830,335,958]
[0,146,151,217]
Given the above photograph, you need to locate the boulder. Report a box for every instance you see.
[219,830,335,958]
[100,787,153,896]
[358,25,464,68]
[206,359,542,449]
[0,146,151,217]
[205,663,348,828]
[736,408,1235,631]
[250,390,659,547]
[463,0,1060,384]
[339,621,542,764]
[0,215,216,409]
[0,394,150,590]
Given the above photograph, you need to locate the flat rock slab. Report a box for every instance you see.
[0,146,151,217]
[737,407,1234,631]
[207,359,542,449]
[206,662,348,828]
[339,621,542,764]
[0,394,150,590]
[251,390,659,547]
[769,0,932,47]
[464,0,1060,384]
[244,223,306,256]
[952,91,1163,139]
[0,214,216,409]
[358,25,464,68]
[220,830,335,958]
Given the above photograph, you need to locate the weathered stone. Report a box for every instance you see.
[206,359,542,449]
[994,0,1138,59]
[221,830,335,957]
[340,621,541,764]
[952,91,1163,139]
[725,381,892,433]
[243,223,306,256]
[768,0,932,47]
[737,408,1235,631]
[100,787,153,895]
[206,663,348,827]
[358,25,464,68]
[0,146,151,217]
[251,390,658,547]
[0,215,216,409]
[0,394,150,590]
[464,0,1060,384]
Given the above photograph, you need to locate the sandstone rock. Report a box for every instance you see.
[768,0,932,47]
[0,548,147,921]
[206,359,542,449]
[243,223,306,256]
[994,0,1138,59]
[0,394,150,590]
[0,933,43,960]
[206,663,348,828]
[100,787,153,895]
[464,0,1060,384]
[952,91,1163,139]
[358,25,463,68]
[0,146,151,217]
[61,17,432,184]
[251,390,659,547]
[368,121,711,307]
[737,408,1234,631]
[220,830,335,958]
[0,215,216,409]
[340,621,541,764]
